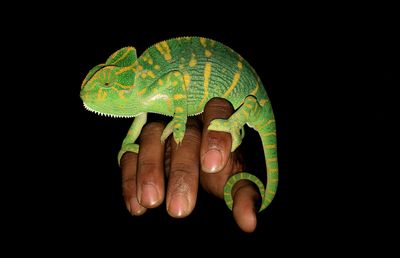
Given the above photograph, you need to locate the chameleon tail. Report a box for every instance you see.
[258,127,278,211]
[223,106,278,212]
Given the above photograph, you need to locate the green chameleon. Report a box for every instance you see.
[80,37,278,212]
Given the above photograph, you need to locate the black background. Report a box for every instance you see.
[7,5,395,254]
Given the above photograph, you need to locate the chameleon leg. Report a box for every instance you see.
[160,71,188,145]
[208,96,255,151]
[208,95,278,212]
[117,112,147,166]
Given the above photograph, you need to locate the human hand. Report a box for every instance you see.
[120,98,261,232]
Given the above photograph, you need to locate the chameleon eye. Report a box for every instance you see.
[104,82,110,87]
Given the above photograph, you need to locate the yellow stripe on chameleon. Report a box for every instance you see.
[264,144,277,149]
[161,41,172,61]
[155,44,164,58]
[114,82,131,89]
[137,88,147,96]
[173,94,186,100]
[251,83,259,95]
[260,132,276,137]
[174,71,180,76]
[183,74,191,90]
[199,37,207,47]
[167,99,172,110]
[267,157,278,162]
[267,168,278,173]
[198,62,212,108]
[258,119,276,130]
[155,42,172,61]
[238,61,243,69]
[158,79,164,86]
[265,197,272,203]
[223,72,241,97]
[118,90,126,99]
[112,48,133,64]
[175,107,184,113]
[97,88,107,101]
[205,50,212,57]
[259,99,268,105]
[172,81,178,86]
[115,66,131,75]
[147,71,156,78]
[154,64,160,70]
[189,54,197,67]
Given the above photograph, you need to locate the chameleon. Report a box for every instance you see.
[80,36,278,212]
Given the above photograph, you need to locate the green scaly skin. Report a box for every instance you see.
[80,37,278,212]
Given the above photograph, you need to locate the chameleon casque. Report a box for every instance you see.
[80,37,278,212]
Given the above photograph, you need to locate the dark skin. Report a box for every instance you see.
[120,98,260,232]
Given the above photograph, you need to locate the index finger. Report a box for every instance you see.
[200,98,234,173]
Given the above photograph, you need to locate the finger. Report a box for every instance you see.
[121,152,147,216]
[166,118,201,218]
[200,146,243,198]
[232,180,260,233]
[136,122,165,208]
[201,98,234,173]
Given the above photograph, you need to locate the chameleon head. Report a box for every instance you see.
[80,47,139,118]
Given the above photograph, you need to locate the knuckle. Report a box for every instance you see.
[138,161,162,175]
[142,122,165,136]
[182,128,201,144]
[205,98,234,116]
[169,169,197,194]
[171,161,195,175]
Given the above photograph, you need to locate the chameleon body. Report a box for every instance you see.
[80,37,278,212]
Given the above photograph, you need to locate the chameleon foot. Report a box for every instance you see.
[161,118,186,145]
[118,143,139,166]
[208,118,245,152]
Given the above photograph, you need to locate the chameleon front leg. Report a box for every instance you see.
[160,71,188,145]
[117,112,147,166]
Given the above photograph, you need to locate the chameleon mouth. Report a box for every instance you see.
[83,102,134,118]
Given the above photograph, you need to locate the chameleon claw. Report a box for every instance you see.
[172,125,185,146]
[161,119,186,145]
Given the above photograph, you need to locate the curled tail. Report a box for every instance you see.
[223,131,278,212]
[222,99,278,212]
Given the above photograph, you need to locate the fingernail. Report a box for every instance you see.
[129,197,146,215]
[202,149,223,173]
[167,194,189,218]
[140,184,159,207]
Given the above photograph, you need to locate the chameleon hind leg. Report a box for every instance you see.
[208,95,267,211]
[117,112,147,166]
[160,71,188,145]
[208,95,260,151]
